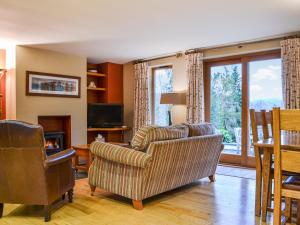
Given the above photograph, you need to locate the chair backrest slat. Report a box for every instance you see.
[280,110,300,131]
[250,109,259,143]
[250,109,272,143]
[262,110,272,139]
[254,111,264,125]
[281,150,300,173]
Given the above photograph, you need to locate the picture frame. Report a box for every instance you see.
[26,71,81,98]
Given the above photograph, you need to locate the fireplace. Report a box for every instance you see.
[38,115,71,156]
[44,131,64,155]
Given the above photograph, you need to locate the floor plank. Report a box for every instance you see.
[0,167,292,224]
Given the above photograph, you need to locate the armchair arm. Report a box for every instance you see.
[44,149,75,169]
[90,141,152,168]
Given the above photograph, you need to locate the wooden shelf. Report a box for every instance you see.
[87,127,130,132]
[87,72,106,77]
[87,87,106,91]
[87,62,124,143]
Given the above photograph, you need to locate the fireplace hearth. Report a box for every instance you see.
[44,131,64,155]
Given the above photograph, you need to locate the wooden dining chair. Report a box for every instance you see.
[250,109,273,218]
[273,108,300,225]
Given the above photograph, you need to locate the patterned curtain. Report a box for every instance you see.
[281,38,300,109]
[133,62,150,133]
[186,52,204,123]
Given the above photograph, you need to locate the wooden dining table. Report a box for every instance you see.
[254,132,300,221]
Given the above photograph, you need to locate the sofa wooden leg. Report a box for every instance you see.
[90,184,96,196]
[209,175,216,182]
[68,189,74,203]
[0,203,3,218]
[132,200,143,210]
[44,205,51,222]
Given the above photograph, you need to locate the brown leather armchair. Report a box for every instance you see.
[0,120,75,222]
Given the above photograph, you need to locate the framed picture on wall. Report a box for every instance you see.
[26,71,81,98]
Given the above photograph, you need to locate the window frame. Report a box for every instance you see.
[204,49,281,167]
[151,65,173,125]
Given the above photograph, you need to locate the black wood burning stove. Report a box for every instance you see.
[44,131,64,156]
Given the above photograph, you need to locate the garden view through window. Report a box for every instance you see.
[210,64,242,155]
[153,67,173,126]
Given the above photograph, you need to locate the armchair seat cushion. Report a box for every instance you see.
[131,125,188,151]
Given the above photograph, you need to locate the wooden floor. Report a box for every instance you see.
[0,167,293,225]
[216,164,256,179]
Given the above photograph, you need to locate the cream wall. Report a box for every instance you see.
[15,46,87,145]
[123,39,281,140]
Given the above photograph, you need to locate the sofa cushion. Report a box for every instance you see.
[184,123,216,137]
[131,125,188,151]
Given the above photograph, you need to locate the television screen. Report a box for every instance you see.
[88,103,123,128]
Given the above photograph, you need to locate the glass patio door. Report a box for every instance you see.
[205,60,244,165]
[205,51,281,167]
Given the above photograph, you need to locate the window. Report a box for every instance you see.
[151,66,173,126]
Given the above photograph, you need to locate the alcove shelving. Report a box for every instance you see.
[86,62,125,143]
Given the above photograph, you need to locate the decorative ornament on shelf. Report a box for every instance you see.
[88,81,97,88]
[95,133,105,142]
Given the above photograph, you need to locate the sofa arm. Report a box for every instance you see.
[44,149,75,169]
[90,141,152,168]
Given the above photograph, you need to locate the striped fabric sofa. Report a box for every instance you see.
[88,124,223,210]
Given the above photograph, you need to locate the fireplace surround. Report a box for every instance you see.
[38,115,71,155]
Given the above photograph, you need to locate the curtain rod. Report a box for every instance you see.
[185,33,300,55]
[133,52,181,64]
[133,32,300,64]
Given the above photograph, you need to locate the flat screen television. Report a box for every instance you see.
[88,103,124,128]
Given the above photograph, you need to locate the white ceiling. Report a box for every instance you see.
[0,0,300,64]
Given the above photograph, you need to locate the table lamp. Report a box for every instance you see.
[160,92,186,125]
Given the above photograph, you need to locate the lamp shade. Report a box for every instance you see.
[160,92,186,105]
